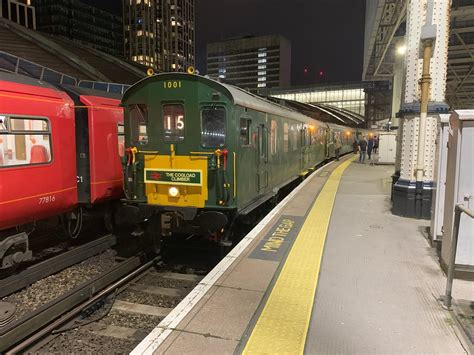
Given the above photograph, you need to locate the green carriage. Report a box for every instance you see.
[121,73,356,245]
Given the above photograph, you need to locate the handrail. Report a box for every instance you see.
[0,51,130,94]
[0,51,77,86]
[442,203,474,310]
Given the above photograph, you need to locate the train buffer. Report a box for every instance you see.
[131,155,473,355]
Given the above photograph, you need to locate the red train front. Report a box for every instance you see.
[0,72,124,269]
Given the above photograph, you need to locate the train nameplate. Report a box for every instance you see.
[248,215,304,261]
[144,169,202,186]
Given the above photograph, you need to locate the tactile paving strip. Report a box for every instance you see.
[242,157,354,354]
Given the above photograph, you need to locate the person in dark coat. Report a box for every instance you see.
[373,135,379,154]
[358,136,368,163]
[367,136,374,161]
[352,138,359,154]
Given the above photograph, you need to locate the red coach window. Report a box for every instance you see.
[0,115,52,168]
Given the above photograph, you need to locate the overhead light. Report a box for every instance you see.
[396,44,406,56]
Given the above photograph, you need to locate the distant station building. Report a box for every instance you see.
[124,0,195,72]
[30,0,123,57]
[262,81,392,127]
[207,35,291,92]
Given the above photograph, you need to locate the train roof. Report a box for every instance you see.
[122,73,327,126]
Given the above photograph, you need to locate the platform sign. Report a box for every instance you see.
[144,169,202,186]
[249,215,304,261]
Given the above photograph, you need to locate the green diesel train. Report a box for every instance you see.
[121,73,363,247]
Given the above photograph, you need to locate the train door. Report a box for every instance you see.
[257,123,268,191]
[300,126,309,170]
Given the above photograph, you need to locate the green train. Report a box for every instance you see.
[121,73,363,247]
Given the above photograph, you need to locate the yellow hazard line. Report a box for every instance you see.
[243,157,355,354]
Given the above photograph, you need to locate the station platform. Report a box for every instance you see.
[132,155,472,355]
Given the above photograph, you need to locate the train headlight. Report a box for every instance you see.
[168,186,180,197]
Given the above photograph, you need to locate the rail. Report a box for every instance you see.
[442,203,474,310]
[0,51,131,94]
[1,254,159,353]
[0,51,77,86]
[78,80,131,95]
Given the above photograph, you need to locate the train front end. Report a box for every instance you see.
[121,73,236,246]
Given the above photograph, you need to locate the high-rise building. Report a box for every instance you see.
[123,0,156,68]
[32,0,123,57]
[124,0,195,72]
[207,35,291,92]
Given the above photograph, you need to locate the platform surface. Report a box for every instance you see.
[132,157,472,355]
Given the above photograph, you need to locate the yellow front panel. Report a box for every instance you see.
[144,155,208,208]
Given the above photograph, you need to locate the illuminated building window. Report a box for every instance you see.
[258,65,266,70]
[258,52,267,58]
[258,71,266,76]
[258,77,266,82]
[258,58,267,64]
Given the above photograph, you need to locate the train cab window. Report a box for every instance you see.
[0,115,52,168]
[283,123,289,153]
[201,106,225,147]
[163,104,185,142]
[240,117,251,146]
[129,104,148,145]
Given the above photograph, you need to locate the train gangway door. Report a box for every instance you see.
[257,124,268,192]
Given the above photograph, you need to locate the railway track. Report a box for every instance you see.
[0,249,207,353]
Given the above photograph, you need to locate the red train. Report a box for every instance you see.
[0,72,124,269]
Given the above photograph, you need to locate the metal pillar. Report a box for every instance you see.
[392,0,450,219]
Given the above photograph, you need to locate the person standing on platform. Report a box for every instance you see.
[353,138,359,154]
[367,136,374,161]
[373,135,379,154]
[334,134,342,161]
[358,136,368,163]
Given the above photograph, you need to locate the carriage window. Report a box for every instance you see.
[0,116,52,168]
[201,106,226,147]
[311,127,318,145]
[240,117,251,146]
[283,123,289,153]
[0,116,6,131]
[129,104,148,145]
[270,120,277,155]
[292,125,298,151]
[163,104,185,142]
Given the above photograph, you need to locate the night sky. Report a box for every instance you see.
[89,0,366,86]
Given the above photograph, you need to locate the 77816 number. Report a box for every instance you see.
[39,195,56,204]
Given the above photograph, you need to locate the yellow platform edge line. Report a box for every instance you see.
[243,157,355,355]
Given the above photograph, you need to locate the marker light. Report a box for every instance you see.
[168,186,179,197]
